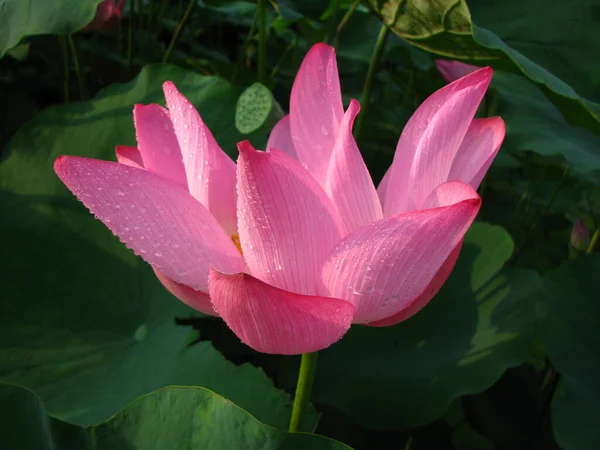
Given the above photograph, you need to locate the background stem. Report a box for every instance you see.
[163,0,196,63]
[354,22,390,142]
[67,34,87,100]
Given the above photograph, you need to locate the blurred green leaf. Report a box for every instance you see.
[0,65,298,429]
[369,0,600,133]
[310,223,540,429]
[0,383,353,449]
[493,72,600,183]
[536,255,600,450]
[0,0,101,57]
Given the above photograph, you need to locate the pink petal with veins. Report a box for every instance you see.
[236,141,343,296]
[54,156,244,292]
[209,268,354,355]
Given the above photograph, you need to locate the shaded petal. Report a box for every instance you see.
[153,268,217,316]
[377,166,391,205]
[163,81,238,236]
[115,145,144,169]
[321,181,480,323]
[133,104,188,188]
[266,115,297,160]
[324,99,383,233]
[54,156,245,292]
[236,141,343,296]
[289,43,344,187]
[209,268,354,355]
[435,60,481,83]
[381,67,492,216]
[365,242,462,327]
[448,117,505,190]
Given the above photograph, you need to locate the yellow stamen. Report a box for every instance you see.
[231,234,243,255]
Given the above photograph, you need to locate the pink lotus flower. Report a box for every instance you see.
[83,0,125,32]
[54,44,504,355]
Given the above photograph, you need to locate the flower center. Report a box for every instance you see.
[231,234,243,255]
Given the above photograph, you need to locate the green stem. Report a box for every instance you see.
[354,21,390,142]
[333,0,360,50]
[58,36,70,103]
[257,0,267,83]
[163,0,196,63]
[326,0,341,45]
[270,35,298,78]
[587,228,599,254]
[67,34,87,100]
[289,352,318,432]
[231,11,257,84]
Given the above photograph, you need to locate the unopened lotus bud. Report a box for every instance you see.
[570,218,590,252]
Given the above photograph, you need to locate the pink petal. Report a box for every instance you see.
[115,145,144,169]
[54,156,245,292]
[163,81,238,236]
[380,67,492,217]
[236,141,344,296]
[266,115,298,160]
[324,99,383,233]
[321,181,480,324]
[153,268,218,316]
[209,268,354,355]
[289,43,344,187]
[365,242,462,327]
[435,60,481,83]
[133,104,188,189]
[448,117,505,190]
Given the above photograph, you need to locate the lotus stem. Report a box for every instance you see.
[334,0,360,50]
[587,228,599,254]
[67,34,87,100]
[163,0,196,63]
[326,0,341,45]
[354,21,389,143]
[58,36,70,103]
[257,0,267,82]
[288,352,318,432]
[232,9,257,83]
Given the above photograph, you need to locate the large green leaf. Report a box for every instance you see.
[0,383,353,449]
[369,0,600,132]
[536,255,600,450]
[309,223,540,429]
[0,65,303,430]
[492,72,600,183]
[0,383,90,449]
[0,0,101,56]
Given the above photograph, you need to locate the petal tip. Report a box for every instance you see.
[348,98,361,115]
[310,42,336,57]
[162,80,177,92]
[237,140,256,155]
[53,155,68,174]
